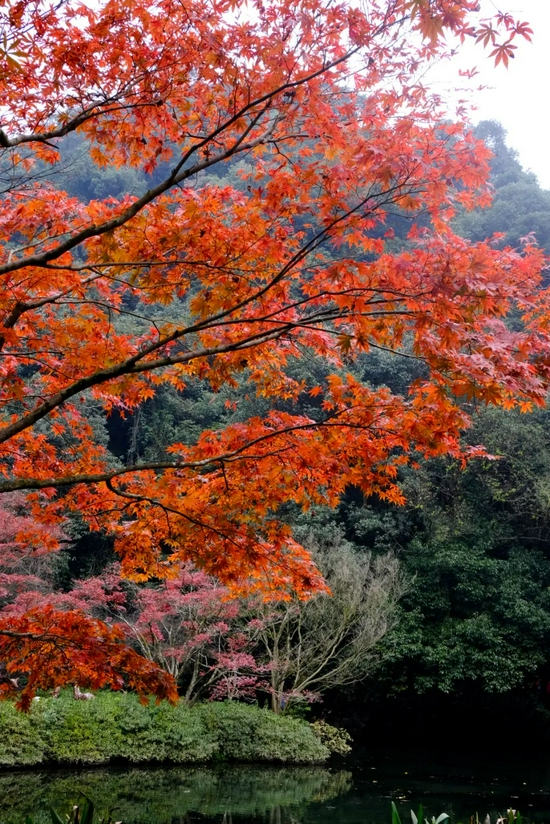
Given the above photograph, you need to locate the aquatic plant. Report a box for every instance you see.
[25,793,119,824]
[391,802,524,824]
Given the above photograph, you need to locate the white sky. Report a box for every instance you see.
[431,0,550,188]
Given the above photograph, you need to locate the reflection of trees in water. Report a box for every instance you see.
[0,764,353,824]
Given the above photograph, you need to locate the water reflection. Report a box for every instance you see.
[5,750,550,824]
[0,764,353,824]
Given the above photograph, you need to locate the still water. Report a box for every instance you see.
[3,749,550,824]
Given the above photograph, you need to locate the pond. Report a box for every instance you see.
[3,748,550,824]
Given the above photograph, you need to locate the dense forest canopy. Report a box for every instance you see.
[0,0,548,709]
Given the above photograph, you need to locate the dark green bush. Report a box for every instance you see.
[197,702,329,763]
[0,693,329,767]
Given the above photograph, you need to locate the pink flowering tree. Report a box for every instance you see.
[108,564,265,704]
[209,634,269,702]
[0,499,404,711]
[0,493,65,613]
[0,500,124,620]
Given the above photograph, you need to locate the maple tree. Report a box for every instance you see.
[104,563,267,704]
[0,0,546,703]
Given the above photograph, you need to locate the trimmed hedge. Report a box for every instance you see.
[0,693,329,767]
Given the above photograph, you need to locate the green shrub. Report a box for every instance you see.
[310,720,352,755]
[198,702,329,763]
[114,694,217,763]
[33,691,123,764]
[0,701,46,766]
[0,693,329,767]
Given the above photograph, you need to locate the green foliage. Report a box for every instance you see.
[298,403,550,703]
[474,121,526,188]
[52,133,154,203]
[0,693,329,768]
[392,801,403,824]
[197,701,329,763]
[499,811,523,824]
[0,700,46,765]
[370,405,550,695]
[310,720,352,755]
[114,695,217,763]
[457,180,550,250]
[377,538,550,694]
[33,690,123,764]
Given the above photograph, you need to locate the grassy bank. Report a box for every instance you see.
[0,692,330,767]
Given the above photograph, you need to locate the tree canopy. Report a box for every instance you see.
[0,0,545,705]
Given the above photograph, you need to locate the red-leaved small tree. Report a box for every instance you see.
[104,564,265,704]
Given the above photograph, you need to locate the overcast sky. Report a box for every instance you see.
[432,0,550,188]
